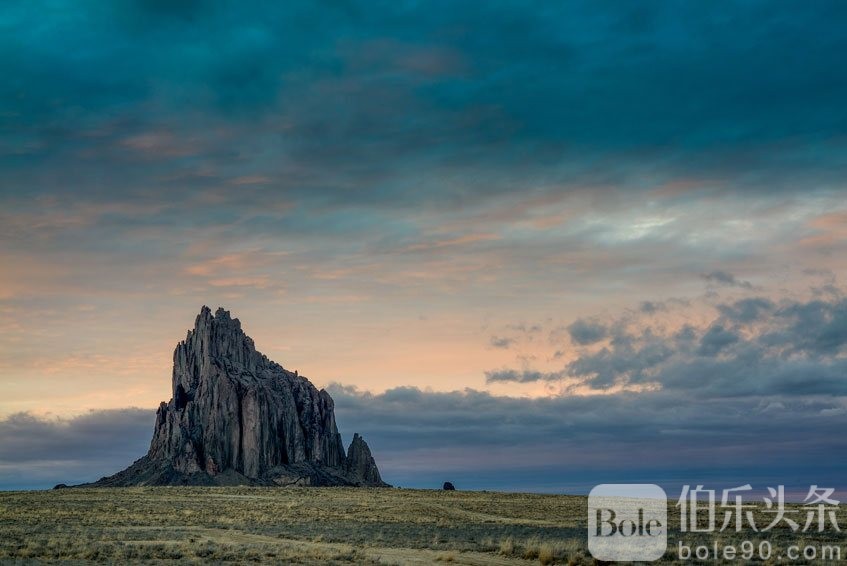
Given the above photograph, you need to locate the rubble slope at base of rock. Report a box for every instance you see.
[83,306,388,487]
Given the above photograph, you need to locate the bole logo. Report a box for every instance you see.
[588,484,667,562]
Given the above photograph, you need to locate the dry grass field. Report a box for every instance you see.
[0,487,844,564]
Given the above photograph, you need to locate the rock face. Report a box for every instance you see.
[87,306,387,487]
[345,433,384,485]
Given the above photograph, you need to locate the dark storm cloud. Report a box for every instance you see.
[484,291,847,394]
[775,298,847,355]
[557,294,847,396]
[327,384,847,490]
[329,383,847,452]
[4,0,847,211]
[0,409,152,462]
[4,384,844,492]
[3,0,847,315]
[7,387,847,491]
[0,409,154,489]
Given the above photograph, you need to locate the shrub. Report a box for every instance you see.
[539,543,555,565]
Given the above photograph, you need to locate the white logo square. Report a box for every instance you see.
[588,483,667,561]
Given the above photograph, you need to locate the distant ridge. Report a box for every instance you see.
[82,306,387,487]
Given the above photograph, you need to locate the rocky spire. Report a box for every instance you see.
[346,433,386,486]
[89,306,386,487]
[171,307,263,397]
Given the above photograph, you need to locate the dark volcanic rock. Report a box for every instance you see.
[84,306,387,487]
[443,482,456,491]
[345,433,387,486]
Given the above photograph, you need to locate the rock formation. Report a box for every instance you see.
[86,306,387,487]
[345,433,384,485]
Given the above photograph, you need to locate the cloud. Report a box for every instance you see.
[489,335,515,349]
[717,297,775,322]
[773,298,847,355]
[400,233,499,253]
[701,270,753,289]
[328,383,847,491]
[0,409,154,490]
[3,0,847,355]
[2,384,844,492]
[696,324,740,356]
[639,301,666,314]
[484,368,564,383]
[486,290,847,399]
[4,301,847,493]
[563,293,847,396]
[566,319,608,345]
[5,0,847,211]
[507,323,542,334]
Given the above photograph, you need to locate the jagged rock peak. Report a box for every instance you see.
[181,306,260,367]
[346,433,386,486]
[82,306,388,488]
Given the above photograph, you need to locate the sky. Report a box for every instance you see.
[2,0,847,493]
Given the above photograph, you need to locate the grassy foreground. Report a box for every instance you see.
[0,487,585,564]
[0,487,844,564]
